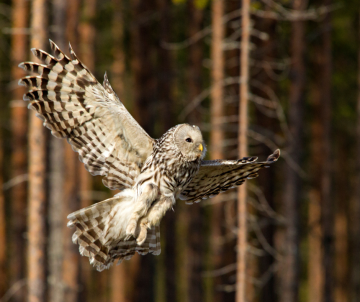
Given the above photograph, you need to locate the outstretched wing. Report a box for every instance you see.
[179,149,280,204]
[19,40,154,190]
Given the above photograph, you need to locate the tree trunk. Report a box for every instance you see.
[351,9,360,302]
[62,144,79,302]
[236,0,250,301]
[186,2,204,301]
[110,1,130,301]
[131,1,157,301]
[47,1,66,301]
[334,138,349,302]
[62,1,81,301]
[27,1,47,301]
[280,1,306,301]
[210,0,225,300]
[10,0,29,300]
[321,2,333,301]
[156,0,176,301]
[0,137,6,298]
[308,45,324,302]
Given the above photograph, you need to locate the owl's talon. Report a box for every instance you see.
[126,219,137,238]
[136,220,149,245]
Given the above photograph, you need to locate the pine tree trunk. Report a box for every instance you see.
[280,1,306,301]
[10,1,29,300]
[236,0,250,301]
[27,0,47,301]
[62,144,79,302]
[62,1,81,301]
[351,9,360,302]
[0,137,6,297]
[187,2,204,301]
[131,1,157,300]
[210,0,224,300]
[308,47,324,302]
[321,2,334,301]
[334,139,349,302]
[47,1,66,301]
[110,1,129,301]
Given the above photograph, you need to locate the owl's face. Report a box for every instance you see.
[174,124,206,161]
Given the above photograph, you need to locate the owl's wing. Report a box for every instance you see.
[179,149,280,204]
[19,40,154,190]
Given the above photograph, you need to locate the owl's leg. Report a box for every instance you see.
[125,183,159,239]
[136,194,175,245]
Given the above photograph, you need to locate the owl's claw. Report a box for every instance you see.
[136,219,150,245]
[126,219,137,238]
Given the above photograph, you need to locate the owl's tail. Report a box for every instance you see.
[67,189,161,271]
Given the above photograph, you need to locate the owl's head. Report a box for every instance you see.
[174,124,206,161]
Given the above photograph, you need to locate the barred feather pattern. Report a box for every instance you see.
[137,125,201,196]
[180,149,280,204]
[19,40,154,190]
[67,194,161,271]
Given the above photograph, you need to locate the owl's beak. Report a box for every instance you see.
[198,143,203,152]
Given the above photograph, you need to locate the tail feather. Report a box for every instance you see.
[67,190,161,271]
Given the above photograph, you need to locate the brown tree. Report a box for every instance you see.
[9,0,28,300]
[47,1,66,301]
[351,9,360,302]
[237,0,250,301]
[320,2,334,301]
[280,1,306,301]
[186,1,205,301]
[27,0,47,301]
[210,0,225,300]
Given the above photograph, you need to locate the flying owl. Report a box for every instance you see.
[19,40,280,271]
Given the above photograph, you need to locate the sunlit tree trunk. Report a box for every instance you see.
[308,47,324,302]
[27,0,47,301]
[236,0,250,301]
[210,0,224,300]
[10,0,28,300]
[280,1,306,301]
[47,1,66,301]
[62,1,81,301]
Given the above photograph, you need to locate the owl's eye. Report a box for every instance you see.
[185,138,192,143]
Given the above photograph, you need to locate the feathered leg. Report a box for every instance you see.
[125,183,159,239]
[136,194,175,245]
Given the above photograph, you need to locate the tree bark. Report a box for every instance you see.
[110,1,130,302]
[351,9,360,302]
[321,2,333,301]
[10,0,29,300]
[47,1,66,301]
[0,137,6,298]
[186,2,204,302]
[28,0,47,301]
[210,0,225,300]
[280,1,306,301]
[62,144,79,302]
[236,1,250,301]
[308,45,324,302]
[131,1,157,300]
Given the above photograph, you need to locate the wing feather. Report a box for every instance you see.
[19,40,154,190]
[180,149,280,204]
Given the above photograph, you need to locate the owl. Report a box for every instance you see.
[19,40,280,271]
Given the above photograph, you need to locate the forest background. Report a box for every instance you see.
[0,0,359,302]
